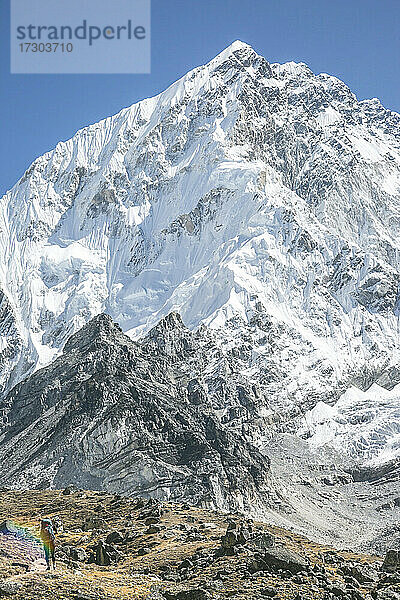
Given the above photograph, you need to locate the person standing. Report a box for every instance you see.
[39,518,56,570]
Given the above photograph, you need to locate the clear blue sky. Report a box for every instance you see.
[1,0,399,196]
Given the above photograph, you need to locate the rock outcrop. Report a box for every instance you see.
[0,313,269,516]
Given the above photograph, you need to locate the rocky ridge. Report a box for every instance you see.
[0,313,269,517]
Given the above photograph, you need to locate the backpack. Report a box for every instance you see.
[40,519,56,543]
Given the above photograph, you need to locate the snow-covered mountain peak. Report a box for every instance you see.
[208,39,262,67]
[221,39,254,53]
[1,43,400,550]
[0,43,399,445]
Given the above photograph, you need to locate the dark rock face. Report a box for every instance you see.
[382,550,400,573]
[0,313,270,515]
[0,312,398,553]
[0,289,25,399]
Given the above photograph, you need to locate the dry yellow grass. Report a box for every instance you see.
[0,490,386,600]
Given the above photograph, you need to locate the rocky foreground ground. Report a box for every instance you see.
[0,489,398,600]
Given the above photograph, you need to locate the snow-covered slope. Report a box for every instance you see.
[298,383,400,466]
[0,40,400,437]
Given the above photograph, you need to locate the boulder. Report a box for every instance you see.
[330,583,348,597]
[260,586,277,597]
[164,589,210,600]
[382,551,400,573]
[62,485,78,495]
[94,541,111,566]
[70,547,87,562]
[53,517,64,533]
[105,531,124,545]
[247,532,275,552]
[220,522,249,550]
[131,498,145,510]
[147,591,166,600]
[251,546,309,574]
[375,589,400,600]
[0,522,19,535]
[145,517,161,526]
[82,515,107,531]
[341,562,377,583]
[178,558,194,571]
[0,581,22,597]
[146,525,161,535]
[139,507,163,521]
